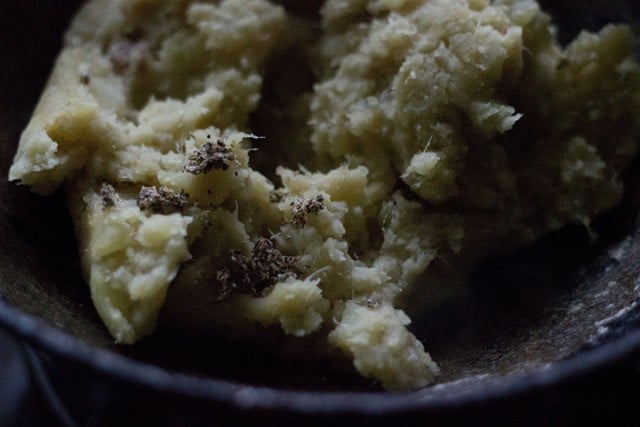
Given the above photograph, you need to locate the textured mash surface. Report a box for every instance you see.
[9,0,640,390]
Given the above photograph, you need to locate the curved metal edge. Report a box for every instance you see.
[22,344,80,427]
[2,297,640,416]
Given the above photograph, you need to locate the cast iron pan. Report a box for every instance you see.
[2,1,640,425]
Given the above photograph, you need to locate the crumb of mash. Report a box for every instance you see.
[183,139,236,175]
[9,0,640,390]
[217,237,300,295]
[136,185,190,215]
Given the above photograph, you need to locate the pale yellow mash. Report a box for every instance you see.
[9,0,640,390]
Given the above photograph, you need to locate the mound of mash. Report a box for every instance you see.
[9,0,640,390]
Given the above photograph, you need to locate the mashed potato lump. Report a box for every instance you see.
[9,0,640,390]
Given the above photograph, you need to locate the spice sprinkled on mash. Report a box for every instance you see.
[9,0,640,390]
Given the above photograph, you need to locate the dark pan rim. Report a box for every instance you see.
[1,298,640,415]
